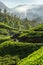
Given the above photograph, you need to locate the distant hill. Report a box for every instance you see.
[13,4,43,22]
[0,2,8,9]
[0,2,11,12]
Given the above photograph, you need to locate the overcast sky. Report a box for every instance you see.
[0,0,43,8]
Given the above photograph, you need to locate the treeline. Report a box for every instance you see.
[0,10,37,31]
[0,8,7,13]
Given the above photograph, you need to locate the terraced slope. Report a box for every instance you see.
[33,23,43,31]
[17,23,43,43]
[0,22,43,65]
[0,22,19,43]
[18,47,43,65]
[0,40,42,65]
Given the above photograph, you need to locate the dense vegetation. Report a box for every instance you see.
[0,12,43,65]
[18,47,43,65]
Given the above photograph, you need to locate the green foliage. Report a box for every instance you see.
[18,23,43,43]
[0,40,41,57]
[0,13,43,65]
[0,55,20,65]
[33,23,43,31]
[0,35,11,43]
[0,13,31,30]
[18,47,43,65]
[0,39,42,65]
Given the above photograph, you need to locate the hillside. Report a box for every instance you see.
[0,13,31,30]
[0,37,42,65]
[14,23,43,43]
[0,22,43,65]
[18,47,43,65]
[0,2,9,10]
[0,12,43,65]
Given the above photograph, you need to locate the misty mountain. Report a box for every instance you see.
[0,1,43,23]
[0,2,11,12]
[13,4,43,21]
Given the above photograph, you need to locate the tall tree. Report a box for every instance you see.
[4,8,7,13]
[0,9,2,13]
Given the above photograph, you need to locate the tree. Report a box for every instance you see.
[4,8,7,13]
[0,9,2,13]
